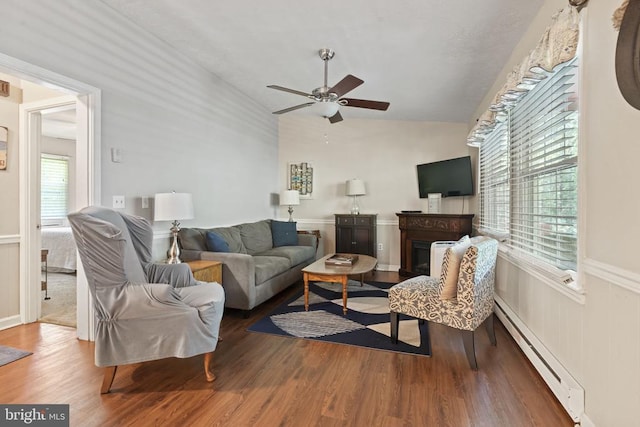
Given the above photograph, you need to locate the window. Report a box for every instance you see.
[41,154,69,224]
[479,58,578,272]
[479,118,509,239]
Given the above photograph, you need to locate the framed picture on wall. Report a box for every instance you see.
[288,162,313,199]
[0,126,7,170]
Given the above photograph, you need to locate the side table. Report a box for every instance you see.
[186,260,223,284]
[297,229,321,252]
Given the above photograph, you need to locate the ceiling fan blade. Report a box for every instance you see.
[272,102,315,115]
[329,75,364,97]
[328,111,343,124]
[340,98,390,111]
[267,85,314,98]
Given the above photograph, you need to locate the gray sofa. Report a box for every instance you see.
[179,219,317,312]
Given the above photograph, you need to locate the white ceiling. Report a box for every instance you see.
[101,0,544,123]
[42,109,76,140]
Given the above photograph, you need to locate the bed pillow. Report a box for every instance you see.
[271,220,298,247]
[439,235,471,300]
[205,231,230,253]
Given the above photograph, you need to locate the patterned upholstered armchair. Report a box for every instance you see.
[389,237,499,369]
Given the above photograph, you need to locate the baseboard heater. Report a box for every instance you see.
[494,296,584,423]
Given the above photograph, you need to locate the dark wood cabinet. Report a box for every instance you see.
[396,213,474,277]
[335,214,377,257]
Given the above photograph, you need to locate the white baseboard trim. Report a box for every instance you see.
[376,264,400,271]
[579,413,595,427]
[0,315,22,331]
[583,257,640,295]
[494,296,584,423]
[375,263,400,272]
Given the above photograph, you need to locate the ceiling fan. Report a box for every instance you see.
[267,48,390,124]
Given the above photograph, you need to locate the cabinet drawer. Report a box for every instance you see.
[336,216,355,226]
[355,217,372,226]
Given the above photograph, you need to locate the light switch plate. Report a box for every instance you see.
[111,148,123,163]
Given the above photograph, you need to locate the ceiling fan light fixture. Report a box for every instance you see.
[267,48,390,123]
[316,101,340,118]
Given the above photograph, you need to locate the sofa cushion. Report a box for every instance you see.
[260,245,315,267]
[271,220,299,247]
[439,235,471,300]
[238,220,273,255]
[253,255,291,284]
[211,227,247,254]
[205,231,230,252]
[178,227,208,251]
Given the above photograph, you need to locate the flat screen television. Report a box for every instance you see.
[417,156,474,198]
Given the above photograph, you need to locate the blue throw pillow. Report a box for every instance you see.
[205,231,230,252]
[271,220,298,247]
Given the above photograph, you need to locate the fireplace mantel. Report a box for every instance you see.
[396,213,474,277]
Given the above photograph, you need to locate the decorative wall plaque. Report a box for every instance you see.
[288,162,313,199]
[616,0,640,110]
[0,80,9,97]
[0,126,8,170]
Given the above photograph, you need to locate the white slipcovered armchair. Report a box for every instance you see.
[68,206,225,393]
[389,236,498,369]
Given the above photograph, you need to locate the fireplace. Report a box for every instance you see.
[411,241,433,275]
[396,213,474,277]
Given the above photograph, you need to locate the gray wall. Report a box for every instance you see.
[0,0,278,228]
[0,0,278,324]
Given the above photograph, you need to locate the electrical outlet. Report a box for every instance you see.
[113,195,125,209]
[378,243,384,251]
[141,196,149,209]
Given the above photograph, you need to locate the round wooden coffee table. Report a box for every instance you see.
[302,254,378,315]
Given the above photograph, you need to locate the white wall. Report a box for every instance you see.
[472,1,640,425]
[278,115,472,269]
[0,0,278,326]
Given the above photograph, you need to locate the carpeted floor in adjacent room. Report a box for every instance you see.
[40,272,76,328]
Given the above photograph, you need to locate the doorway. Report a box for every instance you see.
[39,105,78,328]
[0,52,101,340]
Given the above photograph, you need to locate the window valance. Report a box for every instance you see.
[467,4,584,146]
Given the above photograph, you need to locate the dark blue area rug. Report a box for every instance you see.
[248,280,431,356]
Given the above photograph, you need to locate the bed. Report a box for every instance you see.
[41,226,77,273]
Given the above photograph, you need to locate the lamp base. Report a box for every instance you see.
[166,222,183,264]
[350,196,360,215]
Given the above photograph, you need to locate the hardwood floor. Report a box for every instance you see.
[0,271,573,426]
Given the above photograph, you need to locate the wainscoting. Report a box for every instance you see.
[292,217,401,272]
[0,235,20,330]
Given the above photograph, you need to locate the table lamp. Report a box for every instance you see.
[154,192,194,264]
[346,179,366,215]
[280,190,300,222]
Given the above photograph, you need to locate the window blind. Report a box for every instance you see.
[509,60,578,271]
[41,154,69,221]
[479,118,509,239]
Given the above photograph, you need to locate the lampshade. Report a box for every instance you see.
[154,192,194,221]
[346,179,366,196]
[280,190,300,206]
